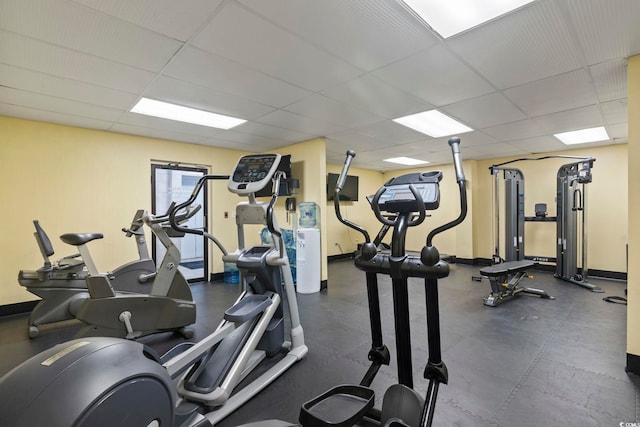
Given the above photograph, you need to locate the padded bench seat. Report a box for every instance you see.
[480,260,536,277]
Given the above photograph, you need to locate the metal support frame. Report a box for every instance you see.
[489,156,601,292]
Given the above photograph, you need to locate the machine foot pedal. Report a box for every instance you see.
[299,385,374,427]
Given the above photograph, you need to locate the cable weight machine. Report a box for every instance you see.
[490,155,601,293]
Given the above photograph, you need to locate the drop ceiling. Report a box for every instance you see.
[0,0,637,170]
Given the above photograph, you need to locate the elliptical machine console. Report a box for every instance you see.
[228,153,281,195]
[375,170,442,213]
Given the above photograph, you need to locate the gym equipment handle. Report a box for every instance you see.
[266,171,286,259]
[335,150,371,244]
[336,150,356,191]
[426,137,468,247]
[448,137,464,183]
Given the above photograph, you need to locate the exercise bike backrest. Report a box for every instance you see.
[335,137,467,265]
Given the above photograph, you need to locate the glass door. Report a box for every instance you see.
[151,164,208,282]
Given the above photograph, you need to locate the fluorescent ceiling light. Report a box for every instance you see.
[554,126,609,145]
[130,98,246,130]
[393,110,473,138]
[400,0,535,39]
[384,157,430,166]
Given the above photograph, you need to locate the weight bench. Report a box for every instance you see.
[476,260,555,307]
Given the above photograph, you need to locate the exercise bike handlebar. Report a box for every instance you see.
[426,137,467,247]
[334,150,371,243]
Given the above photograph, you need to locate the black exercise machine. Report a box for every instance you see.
[281,137,468,427]
[488,156,599,292]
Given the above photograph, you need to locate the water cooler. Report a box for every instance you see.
[296,203,321,294]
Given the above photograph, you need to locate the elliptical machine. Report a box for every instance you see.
[292,137,467,427]
[0,153,307,427]
[18,210,158,337]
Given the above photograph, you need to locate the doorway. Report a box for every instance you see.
[151,164,208,282]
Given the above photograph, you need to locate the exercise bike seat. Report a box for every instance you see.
[480,260,535,277]
[60,233,104,246]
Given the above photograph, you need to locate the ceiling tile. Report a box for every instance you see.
[0,30,155,92]
[284,94,383,128]
[589,59,627,103]
[357,121,425,144]
[191,1,361,91]
[506,136,567,154]
[144,76,276,120]
[441,92,526,129]
[256,110,347,135]
[229,121,315,144]
[606,122,628,142]
[463,143,523,160]
[533,105,604,134]
[238,0,438,71]
[481,119,548,142]
[110,123,207,145]
[326,130,392,152]
[0,86,122,122]
[72,0,224,41]
[321,74,432,119]
[209,130,296,150]
[447,0,583,89]
[600,99,627,125]
[565,0,640,65]
[117,111,225,138]
[372,44,495,107]
[504,69,598,117]
[0,63,137,109]
[450,131,500,148]
[162,47,311,108]
[0,103,113,131]
[1,0,182,72]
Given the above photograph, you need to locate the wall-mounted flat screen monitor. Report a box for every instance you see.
[327,173,359,201]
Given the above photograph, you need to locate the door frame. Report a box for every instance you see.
[151,163,209,282]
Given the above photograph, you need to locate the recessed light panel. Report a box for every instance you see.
[400,0,535,39]
[130,98,246,130]
[554,126,609,145]
[393,110,473,138]
[384,157,430,166]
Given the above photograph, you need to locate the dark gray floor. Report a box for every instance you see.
[0,261,637,426]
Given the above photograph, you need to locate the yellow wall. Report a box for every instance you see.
[270,138,328,282]
[0,116,248,305]
[325,164,385,255]
[627,55,640,357]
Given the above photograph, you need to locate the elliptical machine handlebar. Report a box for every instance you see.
[334,150,371,244]
[425,137,467,248]
[266,171,286,258]
[168,174,230,256]
[371,184,427,227]
[150,202,201,225]
[168,174,229,236]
